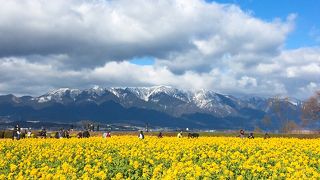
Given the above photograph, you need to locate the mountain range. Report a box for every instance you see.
[0,86,303,130]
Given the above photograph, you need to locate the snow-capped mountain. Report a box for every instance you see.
[17,85,303,118]
[35,88,81,103]
[27,86,245,116]
[0,86,303,129]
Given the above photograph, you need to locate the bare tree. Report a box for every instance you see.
[262,115,272,130]
[254,126,263,133]
[79,120,93,130]
[269,96,286,131]
[268,96,301,133]
[301,90,320,127]
[283,120,299,133]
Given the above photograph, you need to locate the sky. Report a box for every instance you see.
[0,0,319,99]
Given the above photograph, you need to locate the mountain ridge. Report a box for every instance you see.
[0,86,303,130]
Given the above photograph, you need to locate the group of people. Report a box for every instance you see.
[11,125,271,140]
[138,131,163,139]
[177,131,200,138]
[12,125,33,140]
[54,129,71,139]
[239,129,271,139]
[77,130,90,138]
[10,125,95,139]
[138,131,164,139]
[11,125,74,139]
[38,128,47,138]
[12,124,21,140]
[137,131,200,139]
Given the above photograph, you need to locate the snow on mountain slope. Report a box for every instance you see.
[31,86,251,107]
[23,86,301,119]
[192,90,236,116]
[34,88,81,103]
[124,86,191,102]
[86,86,106,96]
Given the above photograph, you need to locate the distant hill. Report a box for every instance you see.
[0,86,304,130]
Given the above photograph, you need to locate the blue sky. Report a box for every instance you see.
[130,56,155,65]
[211,0,320,48]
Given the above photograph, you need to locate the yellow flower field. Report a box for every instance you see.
[1,136,320,179]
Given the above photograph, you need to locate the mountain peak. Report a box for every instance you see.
[47,88,81,95]
[48,87,70,94]
[35,88,81,103]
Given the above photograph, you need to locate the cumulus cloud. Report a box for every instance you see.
[0,0,319,99]
[0,0,294,69]
[156,11,295,73]
[253,47,320,98]
[0,58,289,97]
[297,82,320,99]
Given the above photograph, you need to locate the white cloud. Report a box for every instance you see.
[0,0,319,99]
[0,58,288,97]
[298,82,320,99]
[286,63,320,78]
[0,0,294,69]
[256,63,281,74]
[237,76,257,88]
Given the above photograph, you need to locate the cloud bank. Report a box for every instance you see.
[0,0,319,99]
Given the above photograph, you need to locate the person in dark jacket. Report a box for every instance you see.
[12,124,21,140]
[21,129,27,139]
[77,131,83,138]
[248,132,254,139]
[39,128,47,138]
[83,130,90,138]
[138,131,144,139]
[264,133,271,139]
[65,129,70,139]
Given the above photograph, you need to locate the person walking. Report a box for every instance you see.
[177,131,182,138]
